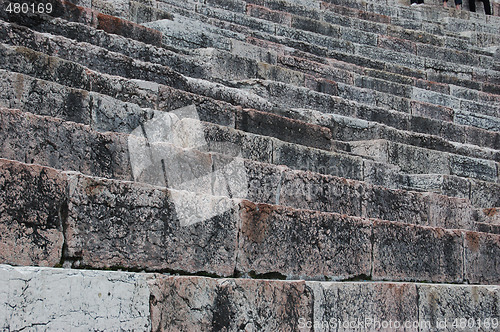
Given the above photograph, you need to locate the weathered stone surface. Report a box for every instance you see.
[273,139,364,180]
[407,174,471,201]
[470,180,500,208]
[203,123,273,163]
[64,173,240,276]
[0,159,66,267]
[237,201,372,279]
[372,220,463,283]
[363,187,428,226]
[235,108,333,150]
[423,193,476,230]
[450,154,498,183]
[149,276,313,331]
[418,284,500,332]
[279,169,363,215]
[465,231,500,284]
[0,107,132,181]
[308,282,419,332]
[0,264,151,331]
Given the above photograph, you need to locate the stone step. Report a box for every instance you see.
[4,106,499,229]
[273,108,500,162]
[1,158,499,283]
[0,0,166,46]
[243,1,496,57]
[232,78,500,138]
[1,35,498,164]
[323,0,500,25]
[144,5,500,89]
[406,173,500,208]
[141,4,500,123]
[343,139,499,183]
[3,67,500,199]
[2,264,500,331]
[216,0,500,51]
[2,67,499,207]
[0,43,334,150]
[2,0,495,128]
[3,14,498,135]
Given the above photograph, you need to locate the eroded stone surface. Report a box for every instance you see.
[149,276,313,332]
[64,173,240,276]
[308,281,419,332]
[0,159,66,267]
[0,264,151,331]
[237,201,372,279]
[465,231,500,284]
[373,220,463,283]
[418,284,500,332]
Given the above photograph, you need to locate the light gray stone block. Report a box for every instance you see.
[0,265,151,331]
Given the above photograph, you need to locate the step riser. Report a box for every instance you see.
[2,158,499,283]
[3,265,499,332]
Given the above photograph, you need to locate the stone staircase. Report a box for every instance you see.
[0,0,499,330]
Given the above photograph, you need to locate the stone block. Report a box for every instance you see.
[418,284,500,332]
[450,154,498,183]
[362,159,403,189]
[64,173,240,276]
[423,193,475,230]
[278,169,363,215]
[0,108,132,181]
[407,174,471,200]
[203,123,273,163]
[0,265,151,331]
[158,85,236,128]
[387,141,450,175]
[363,186,428,225]
[237,201,372,279]
[272,140,364,180]
[308,282,419,331]
[212,154,280,203]
[410,100,454,123]
[0,159,66,267]
[465,231,500,284]
[0,70,92,125]
[373,220,463,283]
[235,108,333,151]
[149,276,313,331]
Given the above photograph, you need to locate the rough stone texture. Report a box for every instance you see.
[64,173,240,276]
[5,106,132,176]
[279,169,364,216]
[465,231,500,284]
[418,284,500,332]
[0,159,66,267]
[372,220,463,283]
[272,139,364,180]
[423,193,476,230]
[237,201,372,279]
[308,282,419,332]
[149,276,313,332]
[0,265,151,331]
[363,186,428,226]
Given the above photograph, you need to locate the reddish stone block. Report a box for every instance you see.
[373,220,463,283]
[465,231,500,284]
[0,159,66,267]
[237,201,372,279]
